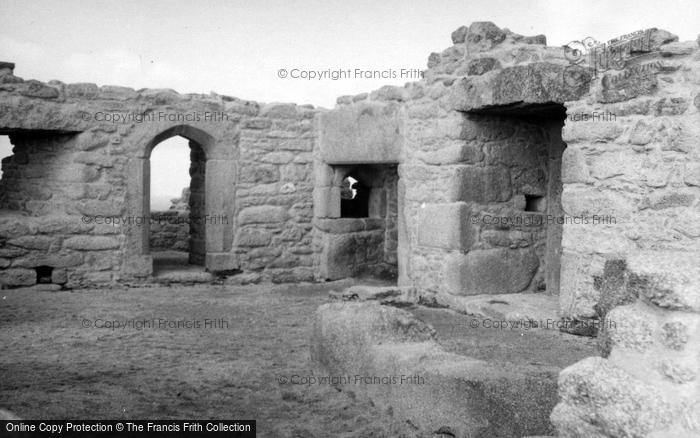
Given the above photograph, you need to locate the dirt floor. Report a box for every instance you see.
[0,282,598,437]
[0,281,397,437]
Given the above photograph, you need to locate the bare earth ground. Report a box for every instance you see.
[0,282,394,438]
[0,282,598,437]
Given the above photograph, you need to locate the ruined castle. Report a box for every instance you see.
[1,22,698,437]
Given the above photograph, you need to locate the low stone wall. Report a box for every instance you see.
[149,210,189,252]
[0,212,122,288]
[311,300,559,437]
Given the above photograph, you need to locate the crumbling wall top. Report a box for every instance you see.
[0,66,317,134]
[333,22,698,115]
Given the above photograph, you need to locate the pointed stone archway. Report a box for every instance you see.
[122,125,237,277]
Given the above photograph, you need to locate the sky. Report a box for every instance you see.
[1,0,699,207]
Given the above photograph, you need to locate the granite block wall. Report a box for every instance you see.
[0,65,320,287]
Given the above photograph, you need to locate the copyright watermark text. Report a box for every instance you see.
[82,318,230,330]
[81,214,229,226]
[277,374,425,385]
[277,67,423,80]
[436,318,616,331]
[80,111,232,124]
[470,214,617,226]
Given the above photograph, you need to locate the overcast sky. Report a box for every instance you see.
[1,0,699,209]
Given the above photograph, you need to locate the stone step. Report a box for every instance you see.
[152,270,216,284]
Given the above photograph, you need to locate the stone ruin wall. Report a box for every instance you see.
[549,32,700,436]
[234,104,316,283]
[149,209,190,252]
[317,24,580,303]
[318,22,700,315]
[316,23,700,437]
[0,70,318,287]
[560,55,700,323]
[149,188,191,252]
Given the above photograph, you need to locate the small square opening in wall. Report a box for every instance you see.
[524,195,546,212]
[35,266,53,284]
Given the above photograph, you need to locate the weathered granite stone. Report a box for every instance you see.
[456,166,512,202]
[451,25,469,44]
[7,236,54,251]
[318,101,402,164]
[604,304,655,353]
[370,85,407,102]
[259,103,299,119]
[466,22,507,52]
[352,92,368,102]
[444,248,540,295]
[466,57,501,76]
[238,206,288,224]
[66,83,100,99]
[311,301,436,374]
[417,202,475,250]
[239,163,279,183]
[551,357,673,437]
[139,88,181,105]
[648,28,679,48]
[451,63,592,111]
[0,268,36,286]
[99,85,137,100]
[313,218,383,234]
[233,228,272,247]
[522,34,546,45]
[660,321,690,350]
[19,80,60,99]
[63,236,120,250]
[336,95,353,105]
[626,251,700,312]
[659,41,697,56]
[599,66,659,103]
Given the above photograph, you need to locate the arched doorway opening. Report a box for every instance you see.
[124,125,237,279]
[149,135,207,273]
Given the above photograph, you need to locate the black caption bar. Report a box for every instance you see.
[1,420,255,437]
